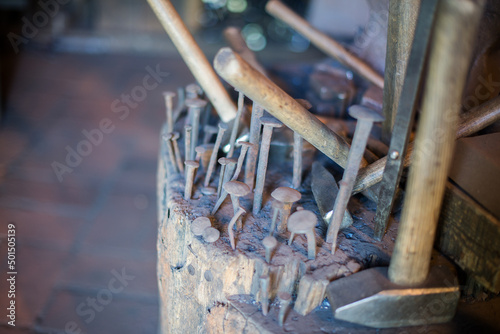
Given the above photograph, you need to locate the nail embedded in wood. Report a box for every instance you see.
[262,236,277,263]
[184,160,200,200]
[288,210,317,260]
[291,99,312,189]
[227,89,245,158]
[184,125,192,170]
[203,124,218,144]
[326,105,384,253]
[244,102,264,189]
[186,98,207,160]
[269,200,282,236]
[277,291,292,327]
[204,122,229,187]
[163,91,176,133]
[223,181,250,231]
[195,145,206,163]
[228,206,247,250]
[162,133,178,173]
[171,132,184,173]
[191,217,211,236]
[253,116,283,215]
[172,86,185,122]
[222,158,237,187]
[259,275,270,316]
[215,157,234,200]
[185,83,202,99]
[271,187,301,234]
[231,141,254,181]
[202,227,220,243]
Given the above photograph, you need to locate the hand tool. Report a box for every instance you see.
[326,105,383,252]
[265,0,384,89]
[326,0,485,327]
[214,48,355,169]
[223,26,268,77]
[146,0,237,122]
[352,94,500,195]
[374,0,438,240]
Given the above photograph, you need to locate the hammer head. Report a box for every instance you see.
[326,262,459,328]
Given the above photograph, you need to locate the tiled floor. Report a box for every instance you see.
[0,50,195,333]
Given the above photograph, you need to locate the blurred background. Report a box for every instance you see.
[0,1,377,333]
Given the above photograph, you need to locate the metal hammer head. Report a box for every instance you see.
[326,259,459,328]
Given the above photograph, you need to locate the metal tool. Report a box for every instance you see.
[253,116,283,215]
[310,162,353,229]
[326,0,484,327]
[326,105,383,252]
[373,0,439,240]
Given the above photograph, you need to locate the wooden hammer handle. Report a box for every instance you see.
[146,0,237,122]
[214,47,353,169]
[265,0,384,89]
[388,0,485,286]
[223,27,268,77]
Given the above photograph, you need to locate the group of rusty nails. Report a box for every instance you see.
[258,274,290,326]
[165,84,379,260]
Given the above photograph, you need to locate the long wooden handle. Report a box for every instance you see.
[213,47,353,169]
[265,0,384,89]
[388,0,485,286]
[223,27,268,77]
[146,0,237,123]
[353,94,500,195]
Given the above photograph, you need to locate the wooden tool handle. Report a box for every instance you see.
[223,27,268,77]
[265,0,384,89]
[214,47,354,169]
[146,0,237,122]
[388,0,485,286]
[352,94,500,195]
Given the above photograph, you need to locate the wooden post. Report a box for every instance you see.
[388,0,485,286]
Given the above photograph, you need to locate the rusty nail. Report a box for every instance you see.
[204,122,229,187]
[244,102,264,189]
[202,227,220,243]
[262,236,277,263]
[292,99,311,189]
[271,187,301,234]
[162,133,178,173]
[326,105,384,253]
[186,98,207,161]
[191,217,211,236]
[184,160,200,200]
[269,200,282,236]
[227,90,245,158]
[185,83,202,99]
[288,210,317,260]
[171,132,184,173]
[259,275,270,316]
[163,91,176,133]
[253,116,283,215]
[278,292,292,327]
[231,141,254,181]
[184,125,192,171]
[228,206,246,250]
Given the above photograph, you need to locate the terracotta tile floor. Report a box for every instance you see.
[0,50,195,333]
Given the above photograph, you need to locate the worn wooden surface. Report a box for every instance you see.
[436,182,500,293]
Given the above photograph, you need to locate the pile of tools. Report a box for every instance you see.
[150,0,500,330]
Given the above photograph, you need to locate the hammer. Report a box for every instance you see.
[326,0,485,327]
